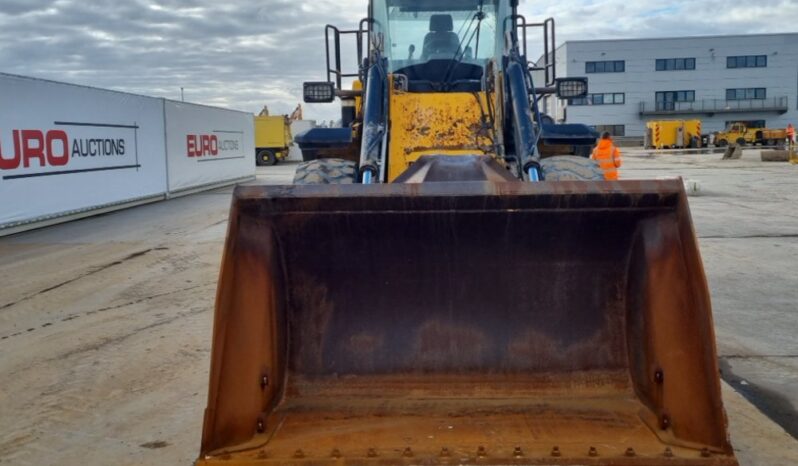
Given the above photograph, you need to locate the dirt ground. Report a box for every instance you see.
[1,153,797,465]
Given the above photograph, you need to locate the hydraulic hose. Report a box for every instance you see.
[358,61,387,183]
[506,60,542,181]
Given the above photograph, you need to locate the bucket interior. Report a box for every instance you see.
[200,180,734,465]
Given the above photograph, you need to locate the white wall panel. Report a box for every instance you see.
[164,101,254,192]
[0,73,167,229]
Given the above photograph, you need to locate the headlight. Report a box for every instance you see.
[555,78,588,99]
[303,82,336,103]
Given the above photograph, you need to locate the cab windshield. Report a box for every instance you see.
[373,0,500,73]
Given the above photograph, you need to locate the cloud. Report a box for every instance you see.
[1,0,796,122]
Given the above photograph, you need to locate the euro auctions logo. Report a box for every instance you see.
[0,129,71,169]
[186,134,219,157]
[186,131,243,161]
[0,122,139,180]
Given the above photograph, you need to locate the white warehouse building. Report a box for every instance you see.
[540,33,798,138]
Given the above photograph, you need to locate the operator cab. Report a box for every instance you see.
[372,0,507,92]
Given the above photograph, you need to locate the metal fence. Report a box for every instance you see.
[640,97,789,115]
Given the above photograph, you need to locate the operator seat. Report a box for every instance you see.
[421,14,461,60]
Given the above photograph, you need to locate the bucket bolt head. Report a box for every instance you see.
[403,447,413,457]
[701,448,712,458]
[513,446,523,458]
[331,448,341,458]
[654,369,664,384]
[588,446,598,457]
[551,446,561,457]
[660,414,671,430]
[476,446,487,458]
[293,449,305,459]
[255,418,265,433]
[625,447,636,457]
[260,374,269,389]
[664,447,674,457]
[439,447,450,457]
[366,448,378,457]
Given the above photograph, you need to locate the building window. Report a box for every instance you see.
[569,93,625,106]
[726,88,767,100]
[586,60,625,73]
[593,125,626,137]
[655,90,695,111]
[656,58,696,71]
[727,55,767,68]
[725,120,766,129]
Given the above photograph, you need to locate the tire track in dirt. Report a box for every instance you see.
[0,247,167,311]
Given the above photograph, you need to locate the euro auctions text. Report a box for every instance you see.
[0,129,125,170]
[186,134,240,157]
[0,123,138,178]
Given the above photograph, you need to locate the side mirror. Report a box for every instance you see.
[555,78,588,99]
[303,82,336,103]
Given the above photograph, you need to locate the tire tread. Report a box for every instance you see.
[293,158,357,184]
[540,155,605,181]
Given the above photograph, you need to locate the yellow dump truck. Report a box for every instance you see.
[254,115,292,166]
[198,1,737,464]
[645,120,702,149]
[714,122,787,147]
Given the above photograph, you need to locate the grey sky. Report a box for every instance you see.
[1,0,796,121]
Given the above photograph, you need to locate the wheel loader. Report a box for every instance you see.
[198,0,738,464]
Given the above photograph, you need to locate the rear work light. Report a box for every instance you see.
[303,82,336,103]
[555,78,589,99]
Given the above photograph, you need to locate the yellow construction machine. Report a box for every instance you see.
[254,115,292,166]
[714,122,788,147]
[198,1,737,464]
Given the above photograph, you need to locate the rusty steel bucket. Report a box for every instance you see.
[198,178,737,465]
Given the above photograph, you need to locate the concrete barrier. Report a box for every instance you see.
[722,145,743,160]
[761,150,790,162]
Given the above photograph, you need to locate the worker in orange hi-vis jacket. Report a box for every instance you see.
[591,131,623,181]
[787,123,795,146]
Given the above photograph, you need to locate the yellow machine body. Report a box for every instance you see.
[254,115,292,160]
[388,91,494,180]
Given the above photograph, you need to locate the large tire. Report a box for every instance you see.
[540,155,605,181]
[736,138,746,146]
[716,139,728,147]
[293,158,357,184]
[257,149,278,166]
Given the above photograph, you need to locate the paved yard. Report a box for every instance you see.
[0,154,796,465]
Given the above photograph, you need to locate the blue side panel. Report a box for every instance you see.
[540,123,598,146]
[294,128,353,149]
